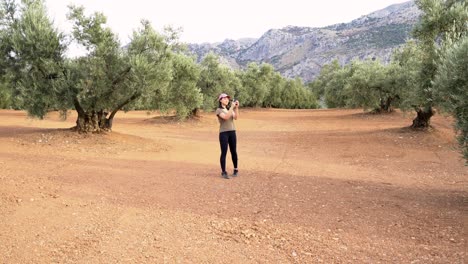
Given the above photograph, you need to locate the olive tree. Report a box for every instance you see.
[324,64,351,108]
[164,53,203,119]
[433,36,468,161]
[406,0,467,128]
[0,0,13,108]
[344,59,402,113]
[197,52,237,110]
[263,72,285,108]
[66,8,172,132]
[1,1,174,133]
[240,62,273,107]
[391,41,423,112]
[2,0,67,117]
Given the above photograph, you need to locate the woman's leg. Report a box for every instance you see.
[228,131,238,170]
[219,132,229,173]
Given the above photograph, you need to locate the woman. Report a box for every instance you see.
[215,93,239,179]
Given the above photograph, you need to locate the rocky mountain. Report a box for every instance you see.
[187,1,421,83]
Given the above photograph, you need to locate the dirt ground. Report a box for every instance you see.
[0,108,466,263]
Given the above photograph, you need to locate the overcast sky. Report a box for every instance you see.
[45,0,411,44]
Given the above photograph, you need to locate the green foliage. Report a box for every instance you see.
[280,78,317,109]
[0,81,12,108]
[4,0,67,118]
[308,60,340,98]
[0,3,13,109]
[165,53,202,119]
[391,41,424,110]
[227,69,243,102]
[67,6,124,111]
[343,59,403,112]
[408,0,468,109]
[236,62,317,109]
[122,20,173,112]
[241,63,271,107]
[0,1,13,73]
[221,67,241,103]
[67,8,172,114]
[263,72,285,108]
[411,0,444,108]
[308,60,341,108]
[434,36,468,160]
[0,2,179,131]
[324,65,351,108]
[312,58,406,112]
[197,52,238,110]
[343,60,385,110]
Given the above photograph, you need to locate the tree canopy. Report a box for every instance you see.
[433,36,468,160]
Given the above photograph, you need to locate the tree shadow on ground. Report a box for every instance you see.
[0,126,71,138]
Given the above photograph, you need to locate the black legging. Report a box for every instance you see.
[219,130,238,172]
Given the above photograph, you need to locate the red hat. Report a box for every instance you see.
[217,93,231,101]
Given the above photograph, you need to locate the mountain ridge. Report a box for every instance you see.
[187,1,420,82]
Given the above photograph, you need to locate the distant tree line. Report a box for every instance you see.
[308,0,467,160]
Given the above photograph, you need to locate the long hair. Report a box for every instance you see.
[218,100,231,110]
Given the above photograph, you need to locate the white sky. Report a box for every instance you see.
[45,0,411,45]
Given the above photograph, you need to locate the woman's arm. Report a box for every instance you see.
[233,102,239,120]
[218,108,234,120]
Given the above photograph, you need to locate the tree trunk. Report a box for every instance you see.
[73,110,112,133]
[379,97,394,113]
[71,92,139,133]
[375,96,398,113]
[411,106,435,129]
[189,108,200,118]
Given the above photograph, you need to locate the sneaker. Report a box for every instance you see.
[232,169,238,177]
[221,171,229,179]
